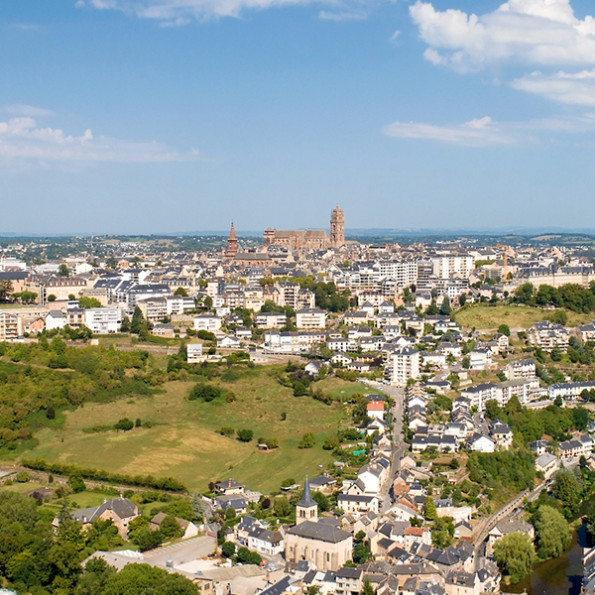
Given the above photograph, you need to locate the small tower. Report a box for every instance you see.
[225,222,238,258]
[330,206,345,248]
[296,476,318,525]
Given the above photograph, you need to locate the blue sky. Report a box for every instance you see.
[2,0,595,234]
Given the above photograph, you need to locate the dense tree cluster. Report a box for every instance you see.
[0,341,156,449]
[513,281,595,313]
[466,451,535,492]
[484,396,589,444]
[0,492,198,594]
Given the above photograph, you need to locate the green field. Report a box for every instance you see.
[453,304,592,331]
[17,366,372,494]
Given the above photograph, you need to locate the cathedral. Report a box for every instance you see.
[262,206,345,251]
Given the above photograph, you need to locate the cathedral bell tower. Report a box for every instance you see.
[330,206,345,248]
[225,222,238,259]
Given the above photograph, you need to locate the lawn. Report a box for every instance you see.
[453,304,591,331]
[18,366,355,494]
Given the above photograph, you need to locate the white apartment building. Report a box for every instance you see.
[193,314,222,332]
[461,383,503,412]
[295,308,327,329]
[387,347,420,387]
[83,307,122,334]
[432,255,475,279]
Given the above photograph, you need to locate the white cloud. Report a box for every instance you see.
[512,68,595,106]
[383,112,595,146]
[319,9,367,22]
[77,0,376,23]
[410,0,595,73]
[384,116,515,146]
[0,115,199,164]
[5,104,55,118]
[77,0,315,22]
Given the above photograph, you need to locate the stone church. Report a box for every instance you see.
[284,477,353,571]
[263,206,345,252]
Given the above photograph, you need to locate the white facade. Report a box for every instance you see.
[83,307,122,334]
[388,347,420,387]
[296,308,327,329]
[193,315,222,332]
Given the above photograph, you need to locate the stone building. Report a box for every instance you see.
[263,207,345,251]
[285,477,353,571]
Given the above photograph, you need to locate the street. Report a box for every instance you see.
[359,379,406,512]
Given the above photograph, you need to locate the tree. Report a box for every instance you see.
[493,532,535,583]
[134,529,163,552]
[236,547,262,565]
[439,296,451,316]
[424,497,437,521]
[159,516,182,541]
[114,418,134,432]
[103,563,199,594]
[533,505,572,559]
[130,306,146,335]
[352,542,371,564]
[174,287,188,297]
[273,497,292,518]
[221,542,235,558]
[58,264,70,277]
[120,316,131,333]
[298,432,315,449]
[12,291,37,304]
[191,492,204,522]
[484,399,502,421]
[68,474,86,493]
[360,578,375,595]
[188,383,222,402]
[312,491,330,512]
[553,470,581,516]
[498,324,510,336]
[79,297,103,309]
[0,279,13,301]
[431,516,454,549]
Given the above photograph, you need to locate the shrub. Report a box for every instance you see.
[322,435,339,450]
[188,383,222,402]
[237,428,254,442]
[298,432,315,449]
[219,426,235,437]
[114,418,134,431]
[16,471,30,483]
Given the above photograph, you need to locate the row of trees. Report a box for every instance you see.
[514,281,595,313]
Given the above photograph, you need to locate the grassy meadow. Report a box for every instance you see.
[17,365,377,493]
[453,303,592,331]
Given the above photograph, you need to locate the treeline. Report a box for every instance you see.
[513,281,595,314]
[22,459,187,492]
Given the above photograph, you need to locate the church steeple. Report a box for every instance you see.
[225,222,238,258]
[296,476,318,525]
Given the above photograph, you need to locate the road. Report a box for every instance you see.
[472,481,550,568]
[359,379,406,512]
